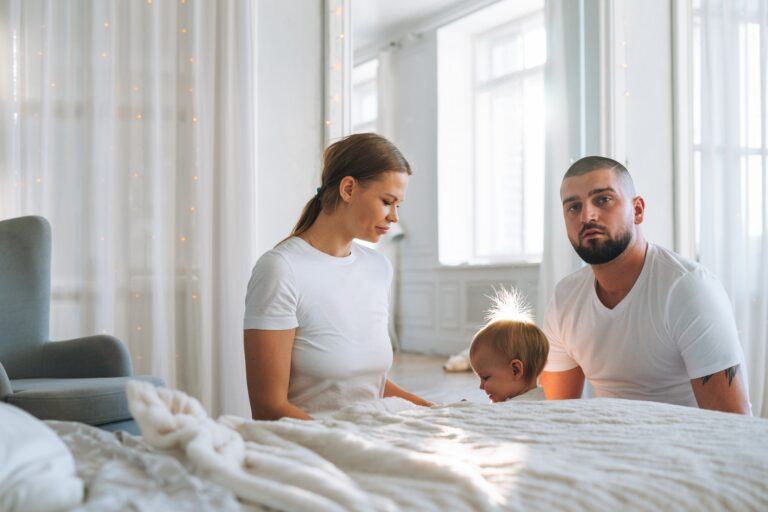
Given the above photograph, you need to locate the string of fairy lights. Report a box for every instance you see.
[9,0,203,368]
[324,0,352,145]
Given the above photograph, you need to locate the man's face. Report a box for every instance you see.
[560,168,641,265]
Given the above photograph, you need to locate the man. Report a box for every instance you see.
[540,156,750,414]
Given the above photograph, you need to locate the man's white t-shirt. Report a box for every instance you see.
[543,244,747,408]
[244,237,393,415]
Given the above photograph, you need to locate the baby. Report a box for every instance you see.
[469,289,549,402]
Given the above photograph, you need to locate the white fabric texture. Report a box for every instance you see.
[126,380,768,511]
[506,386,545,401]
[46,420,243,512]
[695,0,768,416]
[0,1,255,417]
[244,237,394,414]
[544,244,747,407]
[0,403,83,512]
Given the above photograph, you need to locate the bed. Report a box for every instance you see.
[9,381,768,512]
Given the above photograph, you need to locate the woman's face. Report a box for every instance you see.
[343,171,409,243]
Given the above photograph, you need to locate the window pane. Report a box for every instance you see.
[523,73,545,256]
[692,19,701,146]
[523,25,546,69]
[474,83,525,258]
[352,59,378,133]
[491,35,522,78]
[747,155,764,237]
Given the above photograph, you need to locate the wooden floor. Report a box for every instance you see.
[389,352,488,404]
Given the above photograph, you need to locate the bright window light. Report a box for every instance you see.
[438,0,545,266]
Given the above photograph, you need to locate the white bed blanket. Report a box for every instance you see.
[127,381,768,511]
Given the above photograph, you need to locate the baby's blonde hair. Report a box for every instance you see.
[470,320,549,382]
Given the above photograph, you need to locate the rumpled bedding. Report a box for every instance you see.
[46,420,244,512]
[122,380,768,512]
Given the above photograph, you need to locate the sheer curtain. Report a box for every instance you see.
[0,0,255,417]
[694,0,768,416]
[538,0,583,320]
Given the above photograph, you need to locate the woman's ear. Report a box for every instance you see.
[509,359,525,380]
[339,176,356,203]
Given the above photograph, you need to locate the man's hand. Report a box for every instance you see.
[691,364,751,415]
[540,366,585,399]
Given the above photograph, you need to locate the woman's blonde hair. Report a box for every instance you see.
[288,133,411,239]
[470,320,549,381]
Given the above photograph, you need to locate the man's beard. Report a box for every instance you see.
[572,225,633,265]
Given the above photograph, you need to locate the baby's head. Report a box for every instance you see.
[469,319,549,403]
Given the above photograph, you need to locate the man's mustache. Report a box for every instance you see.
[579,223,607,238]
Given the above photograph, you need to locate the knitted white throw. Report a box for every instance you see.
[127,381,768,511]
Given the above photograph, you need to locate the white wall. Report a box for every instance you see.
[256,0,324,256]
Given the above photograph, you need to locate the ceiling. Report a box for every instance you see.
[352,0,469,50]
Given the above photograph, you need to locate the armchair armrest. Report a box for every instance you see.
[0,362,11,400]
[42,335,133,378]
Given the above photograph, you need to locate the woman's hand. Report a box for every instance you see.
[244,329,313,420]
[383,379,434,407]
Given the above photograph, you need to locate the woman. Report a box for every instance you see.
[243,133,431,420]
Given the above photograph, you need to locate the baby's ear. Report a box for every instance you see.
[509,359,525,378]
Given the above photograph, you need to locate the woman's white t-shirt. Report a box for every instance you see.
[244,237,393,415]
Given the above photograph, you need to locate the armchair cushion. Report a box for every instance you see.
[8,375,163,425]
[42,335,132,378]
[0,362,11,400]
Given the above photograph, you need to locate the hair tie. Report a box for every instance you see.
[316,187,322,196]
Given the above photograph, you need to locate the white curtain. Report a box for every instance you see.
[538,0,583,321]
[695,0,768,416]
[0,0,256,417]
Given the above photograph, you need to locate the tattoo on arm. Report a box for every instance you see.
[700,364,739,386]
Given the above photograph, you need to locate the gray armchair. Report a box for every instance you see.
[0,215,162,434]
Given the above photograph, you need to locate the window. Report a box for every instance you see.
[691,2,765,255]
[352,58,378,133]
[438,0,545,266]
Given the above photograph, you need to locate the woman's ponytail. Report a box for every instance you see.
[290,193,324,238]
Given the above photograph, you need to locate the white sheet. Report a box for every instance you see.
[0,403,83,512]
[126,381,768,511]
[46,420,244,512]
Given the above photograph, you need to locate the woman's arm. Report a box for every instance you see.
[244,328,312,420]
[383,379,433,407]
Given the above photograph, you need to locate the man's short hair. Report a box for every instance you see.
[564,156,636,196]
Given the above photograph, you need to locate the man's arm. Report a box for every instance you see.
[691,364,750,415]
[540,366,585,399]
